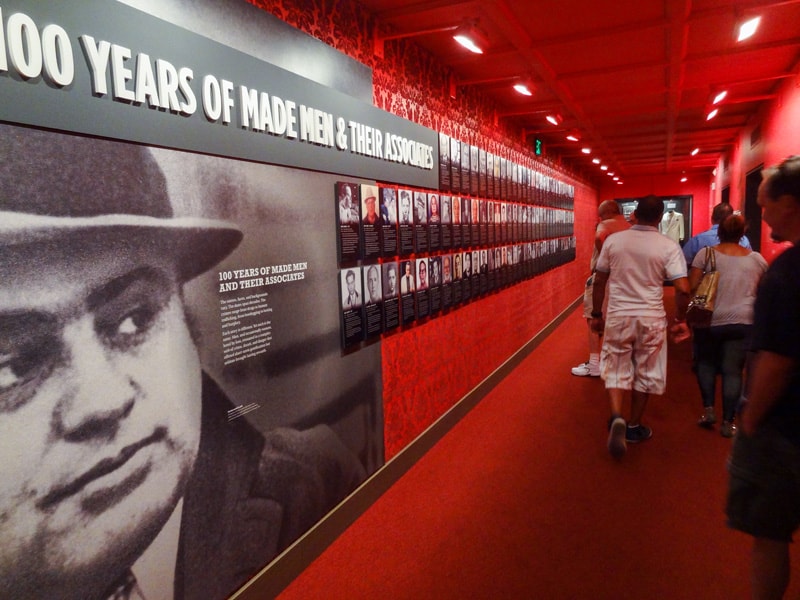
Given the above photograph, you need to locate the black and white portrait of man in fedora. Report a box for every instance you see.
[0,123,371,600]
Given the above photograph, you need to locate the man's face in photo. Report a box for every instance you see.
[443,257,451,282]
[341,185,352,207]
[400,195,410,221]
[418,261,427,286]
[387,267,397,293]
[382,193,395,221]
[415,194,426,222]
[0,235,202,598]
[367,267,379,300]
[346,272,356,294]
[365,197,377,219]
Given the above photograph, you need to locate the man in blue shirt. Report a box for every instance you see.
[683,202,752,265]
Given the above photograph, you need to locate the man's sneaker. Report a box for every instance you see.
[571,361,600,377]
[625,424,653,443]
[698,406,717,428]
[607,417,627,458]
[720,420,737,438]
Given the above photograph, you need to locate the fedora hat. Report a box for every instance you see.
[0,123,242,281]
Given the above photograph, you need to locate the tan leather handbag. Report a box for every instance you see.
[686,247,719,328]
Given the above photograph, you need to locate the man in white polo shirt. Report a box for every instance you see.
[591,195,691,458]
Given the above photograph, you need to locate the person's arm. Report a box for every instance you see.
[590,270,609,333]
[593,225,606,253]
[688,265,704,292]
[668,276,691,342]
[740,351,797,435]
[672,276,690,319]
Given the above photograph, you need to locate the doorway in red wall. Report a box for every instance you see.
[744,166,763,252]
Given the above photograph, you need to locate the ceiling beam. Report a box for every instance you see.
[484,0,623,172]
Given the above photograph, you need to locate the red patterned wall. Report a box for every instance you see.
[248,0,599,458]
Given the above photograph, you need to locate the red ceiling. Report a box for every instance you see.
[362,0,800,182]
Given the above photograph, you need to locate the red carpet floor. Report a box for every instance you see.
[278,296,800,599]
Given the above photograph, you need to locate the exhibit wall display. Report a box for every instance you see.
[0,1,589,597]
[0,0,405,598]
[615,195,693,243]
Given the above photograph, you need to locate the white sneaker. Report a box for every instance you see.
[571,361,600,377]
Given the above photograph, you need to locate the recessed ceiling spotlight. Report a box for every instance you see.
[706,108,719,120]
[691,148,700,156]
[608,172,615,176]
[453,21,489,54]
[546,114,563,126]
[613,176,619,181]
[600,165,608,171]
[592,157,600,164]
[737,16,760,42]
[712,91,727,104]
[616,181,623,185]
[566,132,580,142]
[581,147,591,154]
[513,82,533,96]
[681,176,688,182]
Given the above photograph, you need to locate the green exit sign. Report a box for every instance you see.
[534,138,543,155]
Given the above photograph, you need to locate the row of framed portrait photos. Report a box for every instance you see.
[339,238,576,348]
[337,181,575,263]
[437,133,575,208]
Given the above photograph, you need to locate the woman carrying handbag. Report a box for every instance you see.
[688,213,768,436]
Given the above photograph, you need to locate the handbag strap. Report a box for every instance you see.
[704,246,717,272]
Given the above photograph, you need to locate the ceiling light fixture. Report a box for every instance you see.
[600,165,608,171]
[691,148,700,156]
[581,147,591,154]
[613,177,619,181]
[681,176,688,182]
[566,132,580,142]
[546,114,563,126]
[453,21,489,54]
[592,157,600,164]
[737,16,761,42]
[376,24,456,57]
[513,82,534,96]
[706,108,719,120]
[712,90,727,104]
